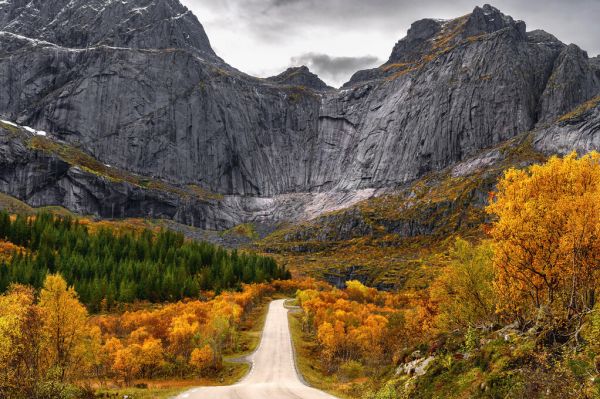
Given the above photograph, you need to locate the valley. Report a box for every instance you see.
[1,0,600,398]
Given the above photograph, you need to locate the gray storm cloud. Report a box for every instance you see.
[290,53,382,87]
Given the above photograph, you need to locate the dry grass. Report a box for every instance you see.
[93,367,248,398]
[221,223,259,240]
[29,136,138,185]
[187,184,224,201]
[558,95,600,122]
[430,15,469,54]
[226,297,271,358]
[0,192,33,214]
[96,386,186,399]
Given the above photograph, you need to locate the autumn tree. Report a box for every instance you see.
[139,338,163,378]
[352,314,388,362]
[113,345,143,385]
[300,282,403,372]
[38,274,90,382]
[317,321,339,371]
[430,238,497,330]
[346,280,378,304]
[168,312,200,364]
[487,152,600,326]
[0,284,43,398]
[199,299,242,370]
[0,278,97,396]
[189,345,214,374]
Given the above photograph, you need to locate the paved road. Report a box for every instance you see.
[175,299,338,399]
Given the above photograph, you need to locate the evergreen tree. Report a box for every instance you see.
[0,211,289,309]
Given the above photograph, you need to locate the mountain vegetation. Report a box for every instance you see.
[0,212,290,311]
[289,152,600,398]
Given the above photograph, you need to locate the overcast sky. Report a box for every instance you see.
[181,0,600,87]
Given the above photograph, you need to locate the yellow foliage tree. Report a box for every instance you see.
[38,274,90,381]
[0,284,43,398]
[346,280,378,303]
[77,325,103,380]
[487,152,600,324]
[200,299,242,369]
[139,338,163,378]
[129,326,151,345]
[189,345,214,374]
[113,345,142,385]
[317,321,337,369]
[168,312,199,361]
[352,314,388,362]
[0,240,25,262]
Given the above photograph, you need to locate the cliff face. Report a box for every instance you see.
[0,2,599,228]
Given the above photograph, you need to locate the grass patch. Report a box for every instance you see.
[558,95,600,122]
[0,193,33,214]
[28,136,139,185]
[221,223,259,241]
[227,298,271,358]
[283,85,319,103]
[187,185,224,201]
[93,366,248,398]
[36,205,81,218]
[218,362,251,385]
[0,120,21,135]
[96,386,186,399]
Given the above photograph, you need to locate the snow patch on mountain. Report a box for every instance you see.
[1,119,48,137]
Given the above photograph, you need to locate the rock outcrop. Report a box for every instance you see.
[266,66,333,91]
[0,1,599,228]
[535,99,600,154]
[538,44,600,123]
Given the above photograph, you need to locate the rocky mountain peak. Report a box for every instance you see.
[464,4,526,38]
[0,0,216,58]
[387,4,526,65]
[266,65,332,91]
[387,18,442,63]
[527,29,563,46]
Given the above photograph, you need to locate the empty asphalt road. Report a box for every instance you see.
[175,299,338,399]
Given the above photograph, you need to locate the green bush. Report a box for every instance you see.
[339,360,365,381]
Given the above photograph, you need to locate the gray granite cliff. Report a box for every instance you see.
[0,2,599,228]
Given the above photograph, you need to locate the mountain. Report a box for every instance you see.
[266,66,333,91]
[0,1,599,230]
